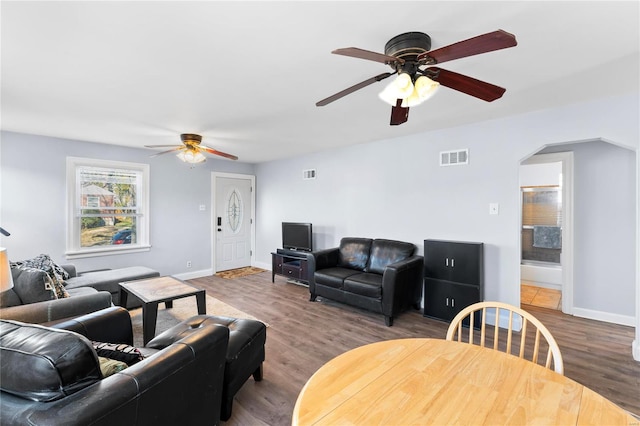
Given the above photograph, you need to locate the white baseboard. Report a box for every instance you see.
[572,307,635,327]
[173,268,213,281]
[253,261,271,270]
[633,340,640,361]
[173,263,272,281]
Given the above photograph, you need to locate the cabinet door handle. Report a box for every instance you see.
[446,297,449,307]
[445,258,449,267]
[452,298,455,308]
[451,258,455,268]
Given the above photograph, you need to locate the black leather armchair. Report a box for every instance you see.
[0,307,230,425]
[309,238,423,326]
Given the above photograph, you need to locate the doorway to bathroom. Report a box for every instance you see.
[520,152,573,312]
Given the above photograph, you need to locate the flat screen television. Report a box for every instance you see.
[282,222,313,252]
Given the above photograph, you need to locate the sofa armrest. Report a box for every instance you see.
[6,320,230,426]
[312,247,339,270]
[60,264,77,278]
[145,315,230,350]
[53,306,133,345]
[0,290,113,324]
[381,255,424,314]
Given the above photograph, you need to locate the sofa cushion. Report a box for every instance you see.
[0,320,101,402]
[64,266,159,306]
[9,267,55,304]
[344,273,383,298]
[365,239,415,275]
[315,267,361,289]
[11,254,71,300]
[338,238,373,270]
[12,254,71,281]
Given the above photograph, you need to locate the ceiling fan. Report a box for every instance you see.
[145,133,238,163]
[316,30,517,125]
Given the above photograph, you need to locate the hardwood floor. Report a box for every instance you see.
[521,283,562,310]
[189,272,640,425]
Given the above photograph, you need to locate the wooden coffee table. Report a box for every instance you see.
[119,276,206,345]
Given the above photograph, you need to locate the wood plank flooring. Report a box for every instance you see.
[188,272,640,425]
[521,283,562,310]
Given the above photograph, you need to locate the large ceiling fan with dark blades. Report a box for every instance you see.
[145,133,238,163]
[316,30,517,125]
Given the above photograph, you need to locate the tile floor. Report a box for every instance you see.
[521,284,562,310]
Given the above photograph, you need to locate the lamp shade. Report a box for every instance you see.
[402,75,440,107]
[0,247,14,293]
[378,73,415,106]
[379,74,439,108]
[177,150,206,164]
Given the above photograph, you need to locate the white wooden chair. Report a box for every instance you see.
[446,301,564,374]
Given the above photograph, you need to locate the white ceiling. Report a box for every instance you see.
[2,1,638,163]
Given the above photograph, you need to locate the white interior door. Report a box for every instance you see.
[214,176,253,272]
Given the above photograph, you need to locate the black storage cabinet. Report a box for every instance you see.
[423,239,484,322]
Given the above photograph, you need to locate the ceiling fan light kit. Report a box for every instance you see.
[177,149,206,164]
[144,133,238,164]
[317,29,517,126]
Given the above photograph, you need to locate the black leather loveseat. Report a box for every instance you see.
[309,237,423,326]
[0,307,230,425]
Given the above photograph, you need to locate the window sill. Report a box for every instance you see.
[65,245,151,260]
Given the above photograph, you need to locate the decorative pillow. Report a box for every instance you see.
[11,254,70,299]
[7,267,53,305]
[98,357,128,377]
[92,341,144,366]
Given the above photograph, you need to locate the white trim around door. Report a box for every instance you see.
[211,172,256,274]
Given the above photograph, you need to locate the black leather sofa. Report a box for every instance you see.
[0,307,230,425]
[309,237,423,326]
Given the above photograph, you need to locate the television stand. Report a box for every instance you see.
[272,249,311,285]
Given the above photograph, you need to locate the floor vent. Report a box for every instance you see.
[303,169,317,180]
[440,149,469,166]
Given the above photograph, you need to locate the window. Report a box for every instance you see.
[66,157,150,258]
[521,186,562,265]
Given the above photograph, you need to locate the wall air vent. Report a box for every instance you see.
[440,149,469,166]
[303,169,317,180]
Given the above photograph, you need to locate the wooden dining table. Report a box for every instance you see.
[292,338,636,425]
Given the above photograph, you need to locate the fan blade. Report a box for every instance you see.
[332,47,403,66]
[149,147,185,157]
[390,99,409,126]
[144,144,183,148]
[418,30,517,64]
[429,67,506,102]
[316,72,394,107]
[200,146,238,161]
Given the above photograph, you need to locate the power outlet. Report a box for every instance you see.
[186,261,192,268]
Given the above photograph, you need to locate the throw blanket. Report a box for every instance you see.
[10,254,70,299]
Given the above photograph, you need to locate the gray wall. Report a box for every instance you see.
[0,132,254,275]
[538,141,636,316]
[254,93,639,321]
[1,93,638,324]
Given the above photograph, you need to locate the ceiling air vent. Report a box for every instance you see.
[303,169,317,180]
[440,149,469,166]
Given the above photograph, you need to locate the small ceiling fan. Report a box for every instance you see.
[145,133,238,163]
[316,29,517,125]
